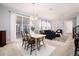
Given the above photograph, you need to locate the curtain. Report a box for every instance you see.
[10,11,16,42]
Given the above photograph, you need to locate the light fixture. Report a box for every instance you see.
[33,3,35,17]
[29,3,36,33]
[29,3,38,20]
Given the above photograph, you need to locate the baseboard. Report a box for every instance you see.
[6,40,17,44]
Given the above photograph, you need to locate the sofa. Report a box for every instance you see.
[40,30,56,40]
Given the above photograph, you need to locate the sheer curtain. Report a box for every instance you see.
[9,11,16,42]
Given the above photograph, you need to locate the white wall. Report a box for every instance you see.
[76,14,79,25]
[73,17,76,27]
[0,5,10,43]
[64,20,73,33]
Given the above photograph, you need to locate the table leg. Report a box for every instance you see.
[38,39,41,50]
[42,37,45,45]
[39,37,45,47]
[37,38,40,50]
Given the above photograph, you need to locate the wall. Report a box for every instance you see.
[73,17,76,27]
[64,20,73,33]
[0,5,10,43]
[74,14,79,33]
[76,14,79,25]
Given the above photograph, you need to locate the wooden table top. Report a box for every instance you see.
[30,33,46,39]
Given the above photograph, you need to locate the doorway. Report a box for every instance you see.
[65,20,73,34]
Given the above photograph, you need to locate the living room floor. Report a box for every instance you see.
[0,33,75,56]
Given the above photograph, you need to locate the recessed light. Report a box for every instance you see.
[49,8,53,11]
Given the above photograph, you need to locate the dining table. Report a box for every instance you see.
[30,33,46,50]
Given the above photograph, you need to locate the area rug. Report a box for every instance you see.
[16,43,56,56]
[0,42,56,56]
[54,34,70,42]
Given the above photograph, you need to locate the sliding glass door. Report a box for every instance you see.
[16,15,30,39]
[16,16,22,38]
[23,17,30,33]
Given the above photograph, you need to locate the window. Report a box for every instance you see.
[41,20,51,30]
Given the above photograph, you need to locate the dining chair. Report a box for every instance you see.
[21,32,28,48]
[74,33,79,56]
[73,25,79,56]
[26,34,36,55]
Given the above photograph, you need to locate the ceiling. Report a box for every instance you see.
[1,3,79,20]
